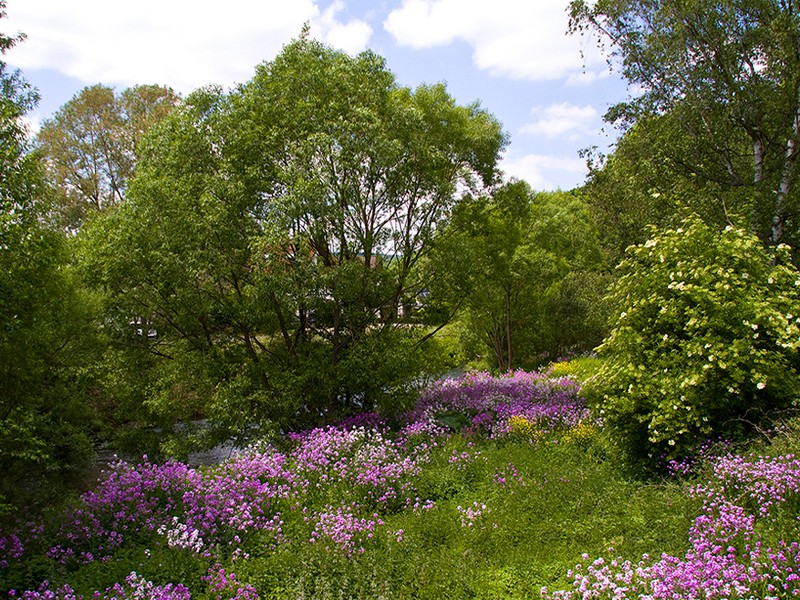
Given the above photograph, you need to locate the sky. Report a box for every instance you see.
[3,0,631,191]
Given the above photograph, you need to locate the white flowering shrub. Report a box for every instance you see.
[588,217,800,465]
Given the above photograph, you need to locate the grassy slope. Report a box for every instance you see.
[237,435,697,599]
[11,360,799,599]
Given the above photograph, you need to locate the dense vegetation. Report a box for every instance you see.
[588,217,800,467]
[2,0,800,597]
[3,370,800,598]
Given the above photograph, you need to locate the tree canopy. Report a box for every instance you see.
[37,83,180,231]
[80,35,507,437]
[570,0,800,248]
[0,2,96,513]
[429,182,608,371]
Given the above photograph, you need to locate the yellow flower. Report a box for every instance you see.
[562,420,597,444]
[508,415,543,441]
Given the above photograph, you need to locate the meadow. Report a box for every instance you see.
[2,368,800,599]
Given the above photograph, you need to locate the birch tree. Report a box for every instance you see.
[570,0,800,247]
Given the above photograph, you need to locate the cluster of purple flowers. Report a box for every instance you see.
[8,572,191,600]
[308,504,385,556]
[0,533,23,570]
[201,565,257,600]
[455,501,491,528]
[407,370,587,438]
[493,463,525,489]
[289,425,423,512]
[542,452,800,599]
[7,566,256,600]
[1,370,587,598]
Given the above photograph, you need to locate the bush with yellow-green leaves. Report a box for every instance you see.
[587,216,800,468]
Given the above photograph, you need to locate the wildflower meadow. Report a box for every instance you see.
[1,370,799,598]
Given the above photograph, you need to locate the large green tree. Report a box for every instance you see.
[37,83,180,231]
[570,0,800,248]
[81,35,506,439]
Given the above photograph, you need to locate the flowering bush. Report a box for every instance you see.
[561,421,598,445]
[587,217,800,464]
[157,518,204,553]
[5,567,259,600]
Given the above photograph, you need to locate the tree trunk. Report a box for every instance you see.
[773,84,800,245]
[269,291,296,356]
[505,287,513,372]
[753,136,764,185]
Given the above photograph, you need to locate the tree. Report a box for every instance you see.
[570,0,800,248]
[429,183,607,371]
[526,190,610,359]
[0,4,95,514]
[80,35,506,439]
[37,83,180,231]
[587,217,800,467]
[429,181,540,371]
[581,116,755,263]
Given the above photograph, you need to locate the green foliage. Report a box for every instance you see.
[587,216,800,466]
[526,192,611,360]
[0,197,98,512]
[547,356,602,383]
[36,83,180,231]
[580,117,755,264]
[0,7,97,515]
[569,0,800,247]
[78,35,506,440]
[430,183,609,370]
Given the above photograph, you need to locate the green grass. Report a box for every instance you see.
[547,356,602,382]
[237,435,698,599]
[18,434,700,599]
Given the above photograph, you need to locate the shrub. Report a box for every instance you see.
[587,217,800,466]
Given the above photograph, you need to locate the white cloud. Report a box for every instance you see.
[501,152,587,191]
[4,0,372,93]
[520,103,598,139]
[384,0,603,81]
[565,68,612,86]
[312,1,373,55]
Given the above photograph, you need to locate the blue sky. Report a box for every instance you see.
[4,0,630,191]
